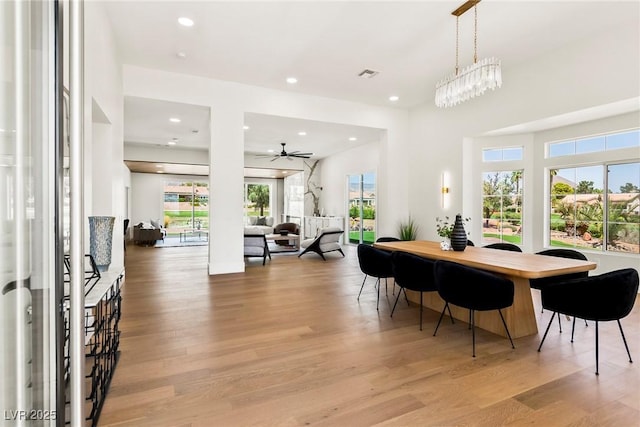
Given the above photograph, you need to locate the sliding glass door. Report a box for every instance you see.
[163,180,209,235]
[347,172,376,244]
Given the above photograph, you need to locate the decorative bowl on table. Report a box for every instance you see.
[279,230,289,236]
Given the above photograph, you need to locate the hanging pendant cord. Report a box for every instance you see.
[455,15,460,75]
[473,5,478,64]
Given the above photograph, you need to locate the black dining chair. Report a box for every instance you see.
[483,242,522,252]
[530,249,590,330]
[376,237,401,294]
[357,244,393,311]
[433,260,515,357]
[537,268,639,375]
[390,251,453,331]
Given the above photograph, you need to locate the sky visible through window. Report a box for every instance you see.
[555,162,639,193]
[549,130,639,158]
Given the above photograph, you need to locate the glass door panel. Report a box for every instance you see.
[347,173,376,244]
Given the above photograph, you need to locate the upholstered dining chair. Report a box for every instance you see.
[433,260,515,357]
[390,251,453,331]
[376,237,401,294]
[530,249,590,330]
[537,268,639,375]
[483,242,522,252]
[298,227,344,260]
[357,244,393,311]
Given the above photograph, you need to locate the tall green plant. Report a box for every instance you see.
[398,216,418,241]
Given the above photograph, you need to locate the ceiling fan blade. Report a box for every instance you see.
[291,154,310,159]
[270,157,279,162]
[286,156,294,161]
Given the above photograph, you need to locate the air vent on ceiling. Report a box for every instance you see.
[358,69,379,79]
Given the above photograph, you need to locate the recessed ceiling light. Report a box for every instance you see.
[389,95,399,102]
[267,149,274,153]
[176,52,187,59]
[0,129,4,132]
[286,77,298,84]
[270,176,276,178]
[178,17,194,27]
[167,141,177,146]
[243,125,250,130]
[298,131,306,136]
[156,164,163,168]
[169,117,181,123]
[349,137,357,141]
[157,171,164,174]
[283,171,288,174]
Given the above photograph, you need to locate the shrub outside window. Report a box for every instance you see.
[549,162,639,254]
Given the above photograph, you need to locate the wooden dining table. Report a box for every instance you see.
[373,240,598,338]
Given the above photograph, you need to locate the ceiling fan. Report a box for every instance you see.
[257,142,313,161]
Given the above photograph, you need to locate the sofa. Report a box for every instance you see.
[244,216,274,235]
[133,220,165,246]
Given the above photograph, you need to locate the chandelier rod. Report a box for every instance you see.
[451,0,481,18]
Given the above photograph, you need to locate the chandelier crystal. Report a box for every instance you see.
[434,1,502,108]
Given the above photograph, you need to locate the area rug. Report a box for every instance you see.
[154,236,208,248]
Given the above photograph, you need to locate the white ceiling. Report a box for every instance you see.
[114,1,639,172]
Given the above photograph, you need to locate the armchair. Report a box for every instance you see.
[298,227,344,261]
[244,233,271,265]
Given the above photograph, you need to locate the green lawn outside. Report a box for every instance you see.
[549,240,578,248]
[349,231,376,244]
[482,233,522,244]
[165,210,209,218]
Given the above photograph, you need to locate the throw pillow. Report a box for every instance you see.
[248,216,258,225]
[256,216,267,226]
[150,219,159,229]
[265,217,274,226]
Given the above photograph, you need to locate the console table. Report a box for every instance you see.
[63,268,124,426]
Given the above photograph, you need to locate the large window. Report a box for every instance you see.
[481,171,523,245]
[549,162,639,254]
[548,129,640,157]
[163,181,209,234]
[244,183,271,219]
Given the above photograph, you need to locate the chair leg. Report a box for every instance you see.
[617,319,633,364]
[385,277,388,296]
[471,309,476,357]
[390,287,402,317]
[433,304,448,336]
[338,248,345,257]
[403,288,410,306]
[468,310,472,329]
[498,309,515,349]
[446,302,455,324]
[376,278,380,311]
[357,275,368,301]
[558,312,562,333]
[419,292,423,331]
[538,312,557,352]
[571,316,576,342]
[595,321,599,375]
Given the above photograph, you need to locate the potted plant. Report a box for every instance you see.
[436,216,470,250]
[398,216,419,241]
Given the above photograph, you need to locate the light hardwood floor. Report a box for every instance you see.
[99,244,640,426]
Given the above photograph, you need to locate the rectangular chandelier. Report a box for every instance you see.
[435,0,502,108]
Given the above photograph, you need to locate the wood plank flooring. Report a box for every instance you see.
[99,244,640,426]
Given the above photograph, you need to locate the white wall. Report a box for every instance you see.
[84,2,125,270]
[124,65,409,274]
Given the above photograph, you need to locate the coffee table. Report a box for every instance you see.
[265,233,300,250]
[179,229,209,242]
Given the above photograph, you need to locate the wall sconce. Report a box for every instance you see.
[441,172,451,209]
